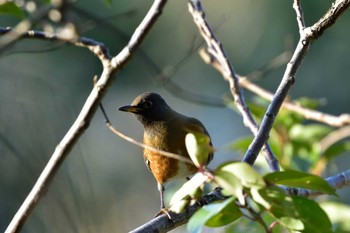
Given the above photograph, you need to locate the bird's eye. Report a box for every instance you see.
[144,100,153,108]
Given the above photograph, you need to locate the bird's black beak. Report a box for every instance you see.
[118,105,142,113]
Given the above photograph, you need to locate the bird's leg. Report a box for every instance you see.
[155,183,172,219]
[158,183,165,209]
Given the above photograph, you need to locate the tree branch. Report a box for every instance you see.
[188,0,280,171]
[132,169,350,232]
[4,1,168,232]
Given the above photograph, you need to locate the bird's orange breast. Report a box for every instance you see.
[143,123,197,184]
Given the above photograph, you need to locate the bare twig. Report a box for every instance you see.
[240,77,350,127]
[312,125,350,175]
[71,5,226,107]
[243,0,350,164]
[320,125,350,152]
[293,0,306,32]
[188,0,280,171]
[4,1,168,232]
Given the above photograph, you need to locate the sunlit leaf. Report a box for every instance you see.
[215,170,244,204]
[278,216,304,231]
[185,132,214,168]
[217,161,266,189]
[264,170,336,195]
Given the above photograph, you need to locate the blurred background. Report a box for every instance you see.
[1,0,350,232]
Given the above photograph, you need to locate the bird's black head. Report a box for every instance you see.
[118,92,174,125]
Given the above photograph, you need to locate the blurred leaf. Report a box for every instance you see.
[292,196,333,233]
[187,197,241,233]
[103,0,113,6]
[264,170,336,195]
[247,100,267,120]
[0,2,24,19]
[289,124,332,142]
[324,141,350,160]
[229,136,253,153]
[294,97,326,109]
[217,161,266,189]
[321,202,350,232]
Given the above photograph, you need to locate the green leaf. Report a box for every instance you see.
[185,132,214,168]
[0,2,24,19]
[264,170,336,195]
[321,202,350,232]
[103,0,113,6]
[217,161,266,189]
[292,196,333,233]
[289,124,332,142]
[294,97,325,109]
[205,197,242,227]
[257,187,298,217]
[187,197,241,233]
[229,136,253,153]
[215,170,244,204]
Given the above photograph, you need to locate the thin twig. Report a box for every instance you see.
[4,1,168,232]
[188,0,280,171]
[312,125,350,175]
[71,5,225,107]
[98,103,194,165]
[240,77,350,127]
[293,0,306,32]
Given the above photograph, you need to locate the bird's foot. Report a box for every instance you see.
[155,208,172,219]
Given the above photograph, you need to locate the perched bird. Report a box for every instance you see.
[118,92,213,211]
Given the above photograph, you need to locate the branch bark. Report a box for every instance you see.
[4,1,168,232]
[132,169,350,232]
[188,0,280,171]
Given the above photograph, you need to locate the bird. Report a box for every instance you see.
[118,92,213,212]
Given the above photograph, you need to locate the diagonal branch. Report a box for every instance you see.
[4,1,168,232]
[243,0,350,164]
[188,0,280,171]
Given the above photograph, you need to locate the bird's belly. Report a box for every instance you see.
[144,148,196,185]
